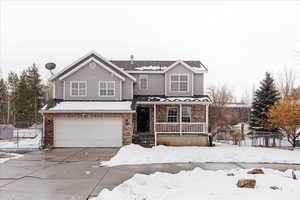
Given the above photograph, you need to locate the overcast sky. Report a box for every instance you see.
[1,0,300,100]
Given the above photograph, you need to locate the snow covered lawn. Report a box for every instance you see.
[93,168,300,200]
[0,133,41,148]
[101,144,300,166]
[0,152,23,163]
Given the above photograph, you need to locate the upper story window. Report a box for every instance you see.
[170,74,188,92]
[70,81,87,97]
[182,106,192,122]
[167,107,178,122]
[139,75,148,90]
[99,81,115,96]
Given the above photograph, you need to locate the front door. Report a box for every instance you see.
[137,107,150,133]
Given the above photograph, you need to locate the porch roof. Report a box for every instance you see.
[40,101,134,113]
[134,95,212,104]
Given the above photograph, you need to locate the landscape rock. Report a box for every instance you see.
[237,179,256,188]
[227,173,235,176]
[247,169,264,174]
[270,186,280,190]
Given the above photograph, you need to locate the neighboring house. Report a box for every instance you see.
[41,51,211,148]
[224,103,251,124]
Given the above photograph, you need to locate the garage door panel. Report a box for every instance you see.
[54,118,122,147]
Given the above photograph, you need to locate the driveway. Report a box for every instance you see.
[1,148,300,200]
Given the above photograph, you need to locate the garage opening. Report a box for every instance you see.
[54,118,122,147]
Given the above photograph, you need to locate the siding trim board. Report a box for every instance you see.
[59,57,125,81]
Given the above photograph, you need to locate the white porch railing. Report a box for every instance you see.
[155,122,207,135]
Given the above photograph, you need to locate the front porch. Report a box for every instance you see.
[133,96,211,146]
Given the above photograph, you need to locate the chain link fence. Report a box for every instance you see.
[0,124,42,149]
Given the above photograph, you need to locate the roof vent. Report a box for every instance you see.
[130,55,134,64]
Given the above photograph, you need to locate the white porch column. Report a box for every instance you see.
[179,103,182,136]
[205,103,209,133]
[154,104,157,146]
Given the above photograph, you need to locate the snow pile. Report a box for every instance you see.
[0,152,23,163]
[93,168,300,200]
[0,133,41,148]
[101,144,300,166]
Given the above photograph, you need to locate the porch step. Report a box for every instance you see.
[133,135,155,148]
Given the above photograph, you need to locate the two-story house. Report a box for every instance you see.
[41,51,212,148]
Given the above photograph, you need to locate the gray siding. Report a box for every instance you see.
[122,77,134,100]
[165,64,193,96]
[51,61,205,100]
[194,74,204,95]
[63,61,123,101]
[133,74,165,95]
[54,80,63,99]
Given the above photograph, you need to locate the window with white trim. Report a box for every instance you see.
[70,81,87,96]
[170,74,188,92]
[167,107,178,122]
[99,81,115,96]
[182,106,192,122]
[139,75,148,90]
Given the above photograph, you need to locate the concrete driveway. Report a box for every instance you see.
[1,148,300,200]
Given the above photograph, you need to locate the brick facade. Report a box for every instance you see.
[43,113,133,148]
[135,104,207,136]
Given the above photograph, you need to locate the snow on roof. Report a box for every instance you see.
[147,96,211,103]
[42,101,133,113]
[135,66,167,71]
[224,103,251,108]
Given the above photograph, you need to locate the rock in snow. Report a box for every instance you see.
[247,169,264,174]
[237,179,256,188]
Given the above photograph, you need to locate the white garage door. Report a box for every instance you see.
[54,118,122,147]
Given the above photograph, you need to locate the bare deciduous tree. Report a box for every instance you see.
[207,84,234,135]
[276,67,297,98]
[240,89,252,105]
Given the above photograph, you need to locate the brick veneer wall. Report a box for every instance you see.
[43,113,133,148]
[156,104,206,122]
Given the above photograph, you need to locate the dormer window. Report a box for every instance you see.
[70,81,87,97]
[99,81,115,96]
[139,75,148,90]
[170,74,188,92]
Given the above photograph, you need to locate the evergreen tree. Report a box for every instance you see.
[7,72,19,124]
[15,70,31,126]
[250,72,280,130]
[0,79,8,123]
[26,63,45,123]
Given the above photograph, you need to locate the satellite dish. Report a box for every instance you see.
[45,63,56,75]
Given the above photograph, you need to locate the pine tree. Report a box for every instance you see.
[26,63,45,123]
[250,72,280,130]
[0,79,8,123]
[15,71,31,127]
[7,72,19,124]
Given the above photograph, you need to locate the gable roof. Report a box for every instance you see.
[110,60,208,72]
[49,51,136,82]
[58,57,125,81]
